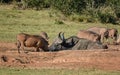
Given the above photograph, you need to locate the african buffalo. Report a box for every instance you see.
[16,33,49,53]
[49,32,107,51]
[77,30,101,42]
[107,28,118,41]
[87,27,109,42]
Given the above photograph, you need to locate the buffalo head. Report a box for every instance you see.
[49,32,66,51]
[49,32,79,51]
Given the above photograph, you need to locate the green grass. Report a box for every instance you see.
[0,5,120,75]
[0,68,120,75]
[0,5,120,43]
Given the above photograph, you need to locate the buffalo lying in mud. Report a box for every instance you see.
[16,33,49,53]
[49,32,108,51]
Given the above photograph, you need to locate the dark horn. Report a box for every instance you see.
[61,32,65,41]
[58,32,62,38]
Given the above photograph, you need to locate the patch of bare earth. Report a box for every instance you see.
[0,42,120,71]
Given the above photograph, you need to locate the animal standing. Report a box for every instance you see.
[16,33,49,53]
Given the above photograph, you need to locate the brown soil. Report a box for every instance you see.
[0,42,120,71]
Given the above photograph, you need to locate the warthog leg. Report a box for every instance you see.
[36,47,44,52]
[20,42,25,53]
[17,40,21,53]
[36,47,40,52]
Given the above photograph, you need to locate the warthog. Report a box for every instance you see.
[49,32,107,51]
[16,33,49,53]
[77,30,101,42]
[87,27,109,42]
[107,28,118,41]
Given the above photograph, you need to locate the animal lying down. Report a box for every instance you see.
[87,27,109,42]
[77,30,101,42]
[49,32,108,51]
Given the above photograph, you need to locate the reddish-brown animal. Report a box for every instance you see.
[16,33,49,53]
[77,30,101,42]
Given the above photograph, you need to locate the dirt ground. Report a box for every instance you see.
[0,42,120,71]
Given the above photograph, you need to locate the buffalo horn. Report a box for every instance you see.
[58,32,62,39]
[61,32,65,41]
